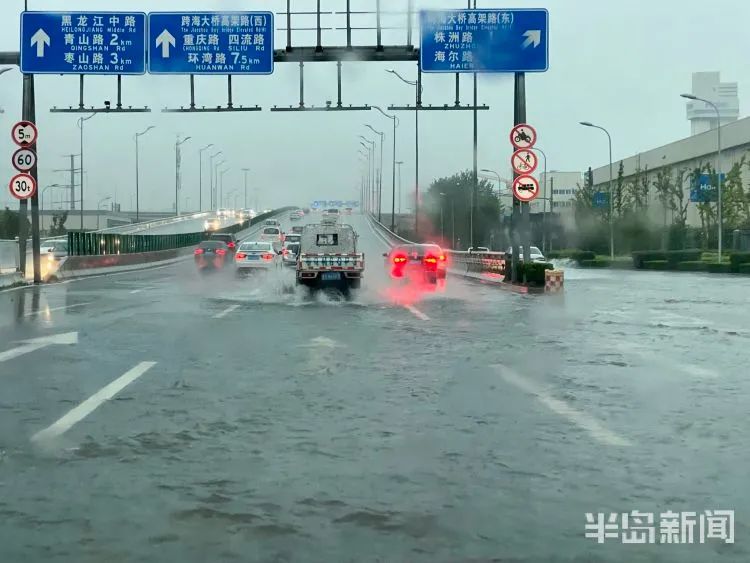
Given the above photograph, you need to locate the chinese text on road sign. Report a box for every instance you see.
[20,12,147,74]
[148,12,274,74]
[420,9,548,73]
[9,173,37,200]
[512,175,539,203]
[511,149,538,175]
[510,123,537,150]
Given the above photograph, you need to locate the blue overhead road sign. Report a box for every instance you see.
[148,12,274,75]
[20,11,146,74]
[420,9,548,73]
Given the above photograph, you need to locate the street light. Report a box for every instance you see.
[364,124,384,221]
[359,149,371,212]
[96,196,112,230]
[681,93,724,262]
[0,68,11,76]
[395,160,404,215]
[580,121,614,260]
[219,168,230,208]
[134,125,155,223]
[175,136,192,215]
[372,106,399,232]
[439,192,447,239]
[359,137,376,214]
[209,150,223,210]
[241,168,250,209]
[198,143,214,212]
[386,68,423,236]
[77,112,97,231]
[40,184,64,231]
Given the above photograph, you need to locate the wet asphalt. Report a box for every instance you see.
[0,213,748,562]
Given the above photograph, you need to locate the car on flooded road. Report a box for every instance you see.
[234,241,281,275]
[207,233,238,254]
[384,243,447,285]
[194,240,230,272]
[259,226,283,249]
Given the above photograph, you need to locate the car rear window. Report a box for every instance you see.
[239,242,271,252]
[263,227,280,235]
[285,244,300,254]
[199,241,226,250]
[316,233,339,246]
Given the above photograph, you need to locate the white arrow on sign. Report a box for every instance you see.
[522,30,541,49]
[31,28,51,57]
[155,29,176,58]
[0,331,78,363]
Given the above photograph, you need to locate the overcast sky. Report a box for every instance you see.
[1,0,747,213]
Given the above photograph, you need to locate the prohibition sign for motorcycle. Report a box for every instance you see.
[511,149,538,175]
[512,174,540,203]
[510,123,537,150]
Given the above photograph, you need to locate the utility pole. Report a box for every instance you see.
[23,70,41,283]
[198,144,213,212]
[241,168,250,209]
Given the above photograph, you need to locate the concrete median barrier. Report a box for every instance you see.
[49,246,195,280]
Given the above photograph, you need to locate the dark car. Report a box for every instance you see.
[384,243,447,284]
[194,240,230,272]
[282,242,300,268]
[207,233,238,253]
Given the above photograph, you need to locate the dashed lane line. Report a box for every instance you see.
[23,302,92,318]
[213,304,240,319]
[404,304,430,321]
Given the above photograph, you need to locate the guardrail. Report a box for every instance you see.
[97,211,212,234]
[0,239,19,273]
[67,207,296,257]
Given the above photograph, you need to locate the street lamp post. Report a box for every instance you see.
[395,160,404,216]
[41,184,64,232]
[364,125,384,221]
[209,150,222,210]
[580,121,614,260]
[198,143,213,212]
[359,137,376,214]
[134,125,155,223]
[213,159,226,210]
[359,149,370,213]
[439,192,446,239]
[219,168,230,208]
[241,168,250,209]
[373,106,400,232]
[386,68,422,237]
[681,93,723,262]
[175,136,192,215]
[77,113,97,231]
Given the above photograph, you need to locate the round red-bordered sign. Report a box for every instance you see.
[12,147,37,172]
[510,123,537,150]
[511,149,538,175]
[11,121,38,147]
[9,173,37,200]
[512,174,540,203]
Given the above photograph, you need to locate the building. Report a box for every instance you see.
[687,72,739,135]
[533,171,583,219]
[590,116,750,227]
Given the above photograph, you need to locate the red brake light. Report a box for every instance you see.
[262,253,274,261]
[216,248,227,256]
[194,248,204,255]
[393,255,407,264]
[424,256,438,264]
[227,242,235,248]
[439,255,446,261]
[236,252,247,259]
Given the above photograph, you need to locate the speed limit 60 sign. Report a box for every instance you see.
[11,121,38,147]
[12,148,37,172]
[9,173,37,200]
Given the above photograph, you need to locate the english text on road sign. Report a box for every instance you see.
[20,12,147,75]
[510,123,537,149]
[420,9,548,73]
[12,148,37,173]
[9,173,37,200]
[148,12,274,75]
[11,121,38,147]
[512,174,540,203]
[689,174,723,203]
[511,149,538,175]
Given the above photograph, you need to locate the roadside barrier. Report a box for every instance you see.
[545,269,564,293]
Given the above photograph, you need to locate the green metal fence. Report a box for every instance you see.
[67,208,296,256]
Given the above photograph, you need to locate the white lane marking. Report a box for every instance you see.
[128,287,156,294]
[31,361,157,442]
[614,342,719,379]
[404,304,430,321]
[213,304,240,319]
[0,331,78,364]
[23,302,92,317]
[493,365,633,447]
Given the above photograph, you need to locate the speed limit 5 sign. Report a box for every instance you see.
[9,173,37,200]
[12,148,37,172]
[11,121,38,147]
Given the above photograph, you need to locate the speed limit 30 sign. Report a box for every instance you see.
[9,173,37,200]
[12,148,37,172]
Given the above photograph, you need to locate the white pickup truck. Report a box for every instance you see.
[296,223,364,294]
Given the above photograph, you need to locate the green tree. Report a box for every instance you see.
[0,207,31,240]
[614,161,625,217]
[426,170,502,249]
[722,157,747,229]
